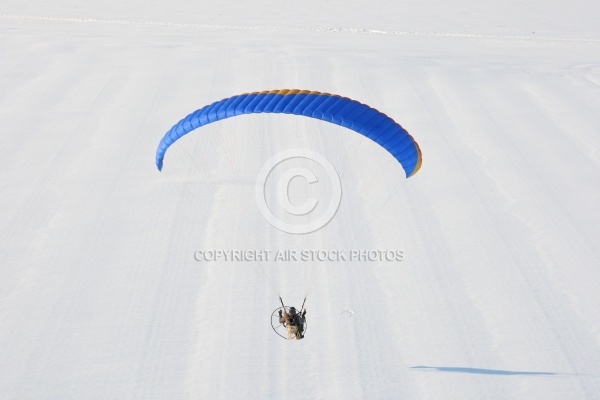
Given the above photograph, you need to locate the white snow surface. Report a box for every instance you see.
[1,1,600,399]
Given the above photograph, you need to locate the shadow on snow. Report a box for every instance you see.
[410,366,571,376]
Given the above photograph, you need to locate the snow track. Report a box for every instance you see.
[2,14,599,43]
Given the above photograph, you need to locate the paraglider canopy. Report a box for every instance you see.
[156,89,422,178]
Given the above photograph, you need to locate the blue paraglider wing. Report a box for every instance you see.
[156,89,422,177]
